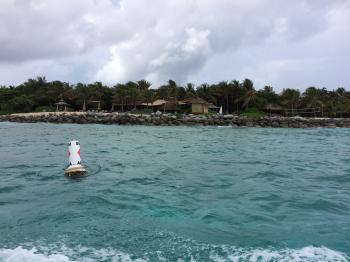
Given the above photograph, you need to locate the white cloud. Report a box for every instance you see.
[0,0,349,90]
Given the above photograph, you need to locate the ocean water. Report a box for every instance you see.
[0,122,349,262]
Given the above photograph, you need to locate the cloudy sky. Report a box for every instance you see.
[0,0,349,90]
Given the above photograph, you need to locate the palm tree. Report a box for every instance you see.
[143,89,157,112]
[235,89,258,110]
[167,80,178,102]
[235,79,257,111]
[281,88,300,116]
[229,80,240,113]
[112,84,128,112]
[185,83,196,97]
[241,78,254,91]
[302,87,325,117]
[216,81,230,114]
[137,80,152,90]
[197,83,216,105]
[335,87,350,117]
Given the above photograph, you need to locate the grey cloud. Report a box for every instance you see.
[0,0,349,90]
[0,0,129,62]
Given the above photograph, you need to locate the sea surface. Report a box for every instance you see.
[0,122,349,262]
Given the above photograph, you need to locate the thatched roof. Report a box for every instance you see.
[55,99,69,106]
[163,102,178,111]
[112,101,143,106]
[180,97,210,105]
[142,99,167,106]
[264,104,284,111]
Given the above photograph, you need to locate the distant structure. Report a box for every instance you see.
[284,107,322,117]
[111,97,213,114]
[111,101,142,112]
[208,103,220,113]
[180,97,210,114]
[55,98,69,112]
[139,99,178,113]
[263,104,284,116]
[88,100,101,111]
[142,99,167,112]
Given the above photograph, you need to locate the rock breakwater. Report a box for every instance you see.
[1,112,350,128]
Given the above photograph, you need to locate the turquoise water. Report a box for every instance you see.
[0,122,349,261]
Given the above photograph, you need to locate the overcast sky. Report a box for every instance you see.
[0,0,349,90]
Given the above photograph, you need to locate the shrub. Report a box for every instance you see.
[240,108,266,118]
[0,110,13,115]
[9,95,34,113]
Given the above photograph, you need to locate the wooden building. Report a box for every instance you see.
[180,97,210,114]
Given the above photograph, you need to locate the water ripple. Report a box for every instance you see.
[0,123,350,258]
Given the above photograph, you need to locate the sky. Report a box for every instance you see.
[0,0,349,91]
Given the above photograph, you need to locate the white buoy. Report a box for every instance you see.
[64,140,86,177]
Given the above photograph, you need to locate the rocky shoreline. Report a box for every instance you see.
[1,112,350,128]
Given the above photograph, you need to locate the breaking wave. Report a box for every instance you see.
[0,245,348,262]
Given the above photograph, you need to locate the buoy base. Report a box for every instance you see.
[65,164,86,177]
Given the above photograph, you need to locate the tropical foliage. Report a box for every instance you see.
[1,76,350,117]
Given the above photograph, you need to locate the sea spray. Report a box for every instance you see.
[0,244,348,262]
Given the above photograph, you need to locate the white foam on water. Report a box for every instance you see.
[0,247,71,262]
[0,246,148,262]
[211,246,349,262]
[0,245,348,262]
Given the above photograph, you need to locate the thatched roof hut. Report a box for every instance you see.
[264,104,284,115]
[142,99,167,107]
[181,97,210,105]
[163,101,178,112]
[180,97,210,114]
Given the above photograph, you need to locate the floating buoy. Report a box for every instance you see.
[64,140,86,177]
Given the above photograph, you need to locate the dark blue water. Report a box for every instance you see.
[0,122,349,261]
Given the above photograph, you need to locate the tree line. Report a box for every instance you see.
[0,76,349,117]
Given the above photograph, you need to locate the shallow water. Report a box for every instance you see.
[0,122,349,261]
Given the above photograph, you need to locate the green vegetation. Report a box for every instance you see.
[174,112,183,119]
[0,110,13,115]
[240,108,266,119]
[204,112,217,117]
[0,77,350,117]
